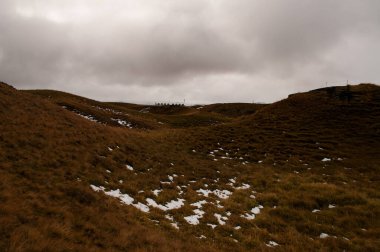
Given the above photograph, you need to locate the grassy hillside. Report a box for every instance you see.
[1,82,379,251]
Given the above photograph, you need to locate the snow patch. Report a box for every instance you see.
[213,189,232,199]
[214,213,228,225]
[235,183,250,190]
[266,241,279,247]
[320,233,329,239]
[196,188,232,199]
[184,200,208,225]
[76,112,98,122]
[251,206,261,215]
[191,200,207,208]
[146,198,185,211]
[184,214,202,225]
[197,189,212,197]
[126,165,134,171]
[111,118,133,128]
[207,223,217,229]
[133,202,150,213]
[241,205,263,220]
[90,185,150,213]
[152,189,162,196]
[165,215,179,229]
[241,213,255,220]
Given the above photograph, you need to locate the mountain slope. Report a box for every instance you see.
[1,82,379,251]
[0,82,214,251]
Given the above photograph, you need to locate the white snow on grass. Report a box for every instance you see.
[165,215,179,229]
[235,183,250,190]
[320,233,329,239]
[184,200,209,225]
[214,213,228,225]
[197,189,212,197]
[215,200,224,209]
[213,189,232,199]
[328,204,336,208]
[191,200,207,208]
[160,175,176,184]
[111,118,133,128]
[196,188,232,199]
[171,222,179,229]
[184,215,200,225]
[90,185,150,213]
[166,199,185,209]
[90,185,105,192]
[133,202,150,213]
[241,213,255,220]
[146,198,185,211]
[126,164,134,171]
[322,158,331,162]
[93,106,123,115]
[184,211,204,225]
[152,189,162,196]
[312,209,320,213]
[266,241,279,247]
[241,205,263,220]
[207,223,217,229]
[104,189,134,205]
[192,211,207,222]
[77,113,98,122]
[251,206,261,214]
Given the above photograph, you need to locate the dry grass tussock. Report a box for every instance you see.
[0,82,379,251]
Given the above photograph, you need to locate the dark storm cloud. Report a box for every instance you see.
[0,0,379,103]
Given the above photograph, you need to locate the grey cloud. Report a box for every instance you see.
[0,0,379,103]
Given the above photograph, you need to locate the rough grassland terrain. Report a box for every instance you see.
[1,82,379,251]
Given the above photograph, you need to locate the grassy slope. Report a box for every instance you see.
[1,82,379,251]
[0,83,214,251]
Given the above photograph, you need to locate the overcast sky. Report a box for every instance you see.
[0,0,379,104]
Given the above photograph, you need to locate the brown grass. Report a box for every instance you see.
[0,82,379,251]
